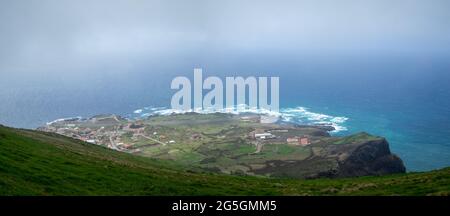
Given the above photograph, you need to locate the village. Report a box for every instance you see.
[37,112,343,176]
[40,113,316,157]
[41,120,177,153]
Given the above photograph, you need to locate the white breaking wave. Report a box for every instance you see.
[133,109,143,114]
[128,105,349,133]
[46,116,84,125]
[279,107,349,133]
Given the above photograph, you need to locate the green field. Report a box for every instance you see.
[1,125,449,195]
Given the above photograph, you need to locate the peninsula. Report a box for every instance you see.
[39,112,405,179]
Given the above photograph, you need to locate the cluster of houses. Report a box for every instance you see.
[249,128,311,146]
[286,136,311,146]
[44,125,102,145]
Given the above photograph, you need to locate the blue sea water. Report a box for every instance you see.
[1,53,449,171]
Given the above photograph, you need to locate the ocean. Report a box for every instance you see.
[1,53,449,171]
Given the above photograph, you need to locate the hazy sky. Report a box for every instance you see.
[1,0,450,76]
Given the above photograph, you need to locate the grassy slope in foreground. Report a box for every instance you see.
[0,125,449,196]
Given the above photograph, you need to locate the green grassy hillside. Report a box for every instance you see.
[0,125,449,195]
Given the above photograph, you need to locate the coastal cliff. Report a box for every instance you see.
[251,132,405,178]
[336,137,406,177]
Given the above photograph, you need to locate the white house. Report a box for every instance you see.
[254,133,275,140]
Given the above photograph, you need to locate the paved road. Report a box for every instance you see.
[138,134,167,146]
[109,136,120,150]
[254,142,262,154]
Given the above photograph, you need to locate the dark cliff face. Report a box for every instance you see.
[335,138,406,177]
[254,135,406,179]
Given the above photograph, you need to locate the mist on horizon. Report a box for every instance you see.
[1,0,450,131]
[1,0,450,78]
